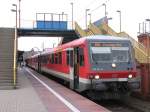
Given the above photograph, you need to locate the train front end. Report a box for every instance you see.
[86,37,140,99]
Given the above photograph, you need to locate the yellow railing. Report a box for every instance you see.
[88,23,102,35]
[74,22,86,37]
[99,23,118,36]
[86,30,94,36]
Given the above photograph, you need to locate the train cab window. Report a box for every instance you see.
[79,48,84,66]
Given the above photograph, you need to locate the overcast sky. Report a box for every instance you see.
[1,0,150,51]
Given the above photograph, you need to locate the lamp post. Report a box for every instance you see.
[70,2,74,29]
[62,12,64,21]
[11,4,18,88]
[116,10,121,32]
[85,9,90,29]
[88,13,91,24]
[18,0,21,28]
[139,23,141,34]
[106,17,112,33]
[102,3,107,17]
[107,17,112,24]
[11,4,17,28]
[146,19,150,33]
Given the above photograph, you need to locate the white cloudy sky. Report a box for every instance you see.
[0,0,150,51]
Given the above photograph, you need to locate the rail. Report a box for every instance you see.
[88,23,102,35]
[74,22,86,37]
[86,30,94,36]
[99,23,118,36]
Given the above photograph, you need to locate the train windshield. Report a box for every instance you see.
[90,43,130,63]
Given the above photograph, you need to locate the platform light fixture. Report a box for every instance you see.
[62,12,64,21]
[146,19,150,33]
[19,0,21,28]
[88,13,91,24]
[116,10,121,32]
[102,3,107,17]
[106,17,112,33]
[70,2,74,29]
[85,9,90,29]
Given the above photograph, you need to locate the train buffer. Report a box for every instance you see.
[0,67,110,112]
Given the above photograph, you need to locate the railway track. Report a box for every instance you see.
[97,100,143,112]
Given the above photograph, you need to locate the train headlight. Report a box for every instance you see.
[128,74,133,79]
[95,75,100,79]
[112,63,116,68]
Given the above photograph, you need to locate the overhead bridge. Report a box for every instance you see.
[18,29,79,44]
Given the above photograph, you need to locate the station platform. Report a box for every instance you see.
[0,67,110,112]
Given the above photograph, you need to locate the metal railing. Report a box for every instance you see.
[88,23,102,35]
[19,19,74,30]
[99,23,118,36]
[74,22,86,37]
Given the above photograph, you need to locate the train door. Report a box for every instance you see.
[68,47,79,90]
[73,47,79,90]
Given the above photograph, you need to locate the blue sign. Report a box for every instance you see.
[36,21,67,30]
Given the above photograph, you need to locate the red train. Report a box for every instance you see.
[26,35,140,99]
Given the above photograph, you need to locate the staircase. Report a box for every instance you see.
[117,32,148,63]
[88,23,102,35]
[74,22,86,37]
[0,28,17,89]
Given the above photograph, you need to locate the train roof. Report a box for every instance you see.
[83,35,131,41]
[30,35,131,57]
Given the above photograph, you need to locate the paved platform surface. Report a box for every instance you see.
[0,68,48,112]
[24,67,110,112]
[0,67,110,112]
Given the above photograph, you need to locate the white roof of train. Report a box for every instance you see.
[84,35,131,41]
[29,35,131,58]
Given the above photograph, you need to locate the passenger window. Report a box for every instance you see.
[52,54,54,64]
[66,51,69,65]
[58,52,62,64]
[55,53,58,64]
[49,54,52,63]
